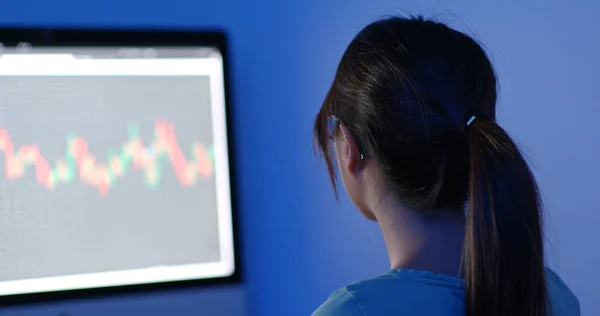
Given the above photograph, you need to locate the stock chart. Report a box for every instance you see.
[0,119,215,196]
[0,74,224,284]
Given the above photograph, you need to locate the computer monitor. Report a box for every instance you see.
[0,28,237,304]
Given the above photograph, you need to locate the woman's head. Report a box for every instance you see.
[314,16,548,316]
[316,16,496,213]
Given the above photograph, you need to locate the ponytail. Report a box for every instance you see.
[464,117,549,316]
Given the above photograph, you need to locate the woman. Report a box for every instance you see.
[312,16,579,316]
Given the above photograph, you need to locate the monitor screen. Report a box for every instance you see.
[0,30,236,300]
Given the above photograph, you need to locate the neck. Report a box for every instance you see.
[373,200,466,277]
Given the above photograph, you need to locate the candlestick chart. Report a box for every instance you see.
[0,119,215,196]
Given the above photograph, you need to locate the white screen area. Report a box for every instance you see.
[0,47,235,296]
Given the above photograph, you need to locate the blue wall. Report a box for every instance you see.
[0,1,598,315]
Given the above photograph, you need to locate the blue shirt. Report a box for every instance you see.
[313,268,579,315]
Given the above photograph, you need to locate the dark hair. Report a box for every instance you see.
[314,16,548,316]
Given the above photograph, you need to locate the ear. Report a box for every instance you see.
[335,124,363,174]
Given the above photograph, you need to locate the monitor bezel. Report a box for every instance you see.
[0,26,241,306]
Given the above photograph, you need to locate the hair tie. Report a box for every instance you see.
[466,115,477,126]
[463,109,487,127]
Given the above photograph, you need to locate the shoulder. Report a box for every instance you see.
[546,268,581,316]
[312,270,464,316]
[312,287,365,316]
